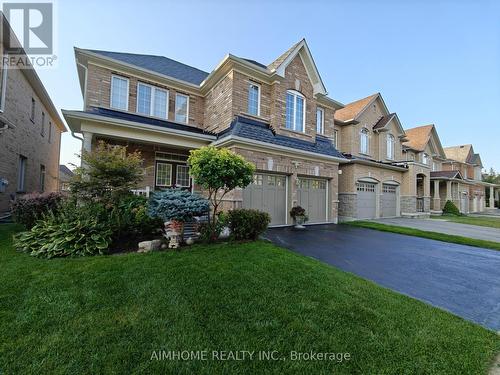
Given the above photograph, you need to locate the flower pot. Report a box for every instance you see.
[293,216,307,229]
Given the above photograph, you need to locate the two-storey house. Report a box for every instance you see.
[63,40,348,225]
[0,14,66,214]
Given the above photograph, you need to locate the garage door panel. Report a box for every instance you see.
[243,173,286,226]
[357,182,376,219]
[297,178,327,224]
[381,184,397,218]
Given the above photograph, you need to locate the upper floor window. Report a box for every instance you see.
[247,82,260,116]
[422,153,429,165]
[48,122,52,143]
[17,155,27,192]
[333,129,339,148]
[175,93,189,124]
[39,164,46,192]
[285,90,305,132]
[360,128,369,154]
[110,75,129,110]
[386,134,395,159]
[137,82,169,119]
[41,112,45,137]
[432,161,437,171]
[316,107,324,134]
[30,98,35,122]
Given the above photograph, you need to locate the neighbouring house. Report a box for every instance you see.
[63,39,348,225]
[59,165,74,192]
[441,144,489,213]
[0,14,66,213]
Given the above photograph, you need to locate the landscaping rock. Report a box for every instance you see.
[138,239,162,253]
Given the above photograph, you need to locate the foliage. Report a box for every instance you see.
[11,192,63,229]
[14,201,112,258]
[197,212,228,243]
[70,141,144,204]
[227,209,271,240]
[188,146,254,227]
[290,206,306,218]
[442,200,460,216]
[148,189,209,223]
[112,194,162,238]
[483,168,500,184]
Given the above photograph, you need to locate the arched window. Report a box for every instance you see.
[360,128,369,154]
[285,90,305,132]
[386,134,395,159]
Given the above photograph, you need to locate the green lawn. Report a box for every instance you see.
[345,221,500,251]
[1,224,498,374]
[432,215,500,229]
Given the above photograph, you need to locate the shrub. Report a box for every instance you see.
[227,209,271,241]
[111,194,162,238]
[442,200,460,216]
[14,201,112,258]
[12,192,63,229]
[148,189,209,223]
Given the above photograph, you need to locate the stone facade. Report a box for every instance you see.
[0,64,63,212]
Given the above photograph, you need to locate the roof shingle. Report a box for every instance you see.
[403,125,434,151]
[334,93,379,122]
[444,144,473,163]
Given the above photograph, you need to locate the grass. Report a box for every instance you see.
[344,221,500,251]
[1,224,499,374]
[432,215,500,229]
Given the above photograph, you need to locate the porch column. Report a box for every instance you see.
[433,180,441,211]
[490,186,495,209]
[446,180,452,201]
[81,132,93,168]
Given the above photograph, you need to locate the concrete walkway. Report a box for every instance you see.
[372,217,500,242]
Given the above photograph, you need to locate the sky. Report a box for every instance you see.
[34,0,500,171]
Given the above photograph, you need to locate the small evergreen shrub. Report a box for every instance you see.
[227,209,271,241]
[12,192,63,229]
[442,200,460,216]
[113,194,162,238]
[148,189,209,222]
[14,202,112,258]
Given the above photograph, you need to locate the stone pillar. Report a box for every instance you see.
[489,186,495,209]
[81,132,93,168]
[446,180,452,201]
[432,180,441,211]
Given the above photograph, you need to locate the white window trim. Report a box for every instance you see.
[0,55,7,112]
[175,165,190,187]
[247,82,261,116]
[386,133,395,160]
[360,128,370,155]
[175,93,189,124]
[155,162,172,187]
[333,129,339,148]
[110,75,129,111]
[286,90,306,133]
[316,107,324,135]
[136,82,169,119]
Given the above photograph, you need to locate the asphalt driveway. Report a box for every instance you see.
[264,224,500,331]
[372,217,500,242]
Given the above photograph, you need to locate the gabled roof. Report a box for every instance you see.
[218,116,345,159]
[373,113,396,130]
[403,124,446,158]
[430,170,463,180]
[334,93,379,122]
[267,39,327,96]
[471,153,483,167]
[59,165,74,177]
[444,144,474,163]
[83,49,209,85]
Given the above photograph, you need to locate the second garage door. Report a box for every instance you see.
[357,182,376,219]
[297,178,327,224]
[381,184,397,217]
[242,173,287,226]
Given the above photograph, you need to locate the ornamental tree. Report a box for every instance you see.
[188,146,255,226]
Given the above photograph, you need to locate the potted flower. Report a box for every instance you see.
[290,206,308,229]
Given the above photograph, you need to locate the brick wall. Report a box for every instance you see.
[0,66,62,211]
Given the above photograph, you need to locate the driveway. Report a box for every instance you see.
[372,217,500,242]
[264,224,500,331]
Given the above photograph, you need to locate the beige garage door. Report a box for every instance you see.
[243,173,287,226]
[357,182,377,219]
[297,178,328,224]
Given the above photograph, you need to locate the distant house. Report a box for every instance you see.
[0,13,66,212]
[59,165,74,192]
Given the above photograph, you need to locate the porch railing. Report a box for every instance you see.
[131,186,151,198]
[416,197,424,212]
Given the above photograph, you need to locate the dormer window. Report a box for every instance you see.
[316,107,324,134]
[247,82,260,116]
[386,134,395,159]
[110,75,129,111]
[137,82,169,119]
[422,153,429,165]
[175,93,189,124]
[360,128,369,154]
[285,90,305,132]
